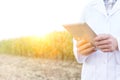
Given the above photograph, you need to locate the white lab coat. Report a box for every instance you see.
[73,0,120,80]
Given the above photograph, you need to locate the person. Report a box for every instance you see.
[73,0,120,80]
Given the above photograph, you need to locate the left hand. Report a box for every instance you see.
[94,34,118,52]
[76,39,96,56]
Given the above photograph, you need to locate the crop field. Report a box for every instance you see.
[0,54,82,80]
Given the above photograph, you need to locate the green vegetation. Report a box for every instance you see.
[0,31,75,61]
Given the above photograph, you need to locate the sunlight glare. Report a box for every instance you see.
[0,0,90,40]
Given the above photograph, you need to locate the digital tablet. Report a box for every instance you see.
[63,23,96,44]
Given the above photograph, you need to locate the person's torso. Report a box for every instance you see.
[81,0,120,80]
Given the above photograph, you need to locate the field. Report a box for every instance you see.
[0,54,82,80]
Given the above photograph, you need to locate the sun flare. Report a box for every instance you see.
[0,0,89,40]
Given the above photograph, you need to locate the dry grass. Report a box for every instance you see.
[0,54,82,80]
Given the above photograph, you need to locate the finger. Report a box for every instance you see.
[95,39,111,46]
[94,34,110,41]
[101,48,113,52]
[80,47,96,56]
[97,44,111,49]
[77,42,93,51]
[76,39,88,47]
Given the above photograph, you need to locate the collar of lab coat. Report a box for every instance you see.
[93,0,120,16]
[111,0,120,15]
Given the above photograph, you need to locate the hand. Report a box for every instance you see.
[76,39,96,56]
[94,34,118,52]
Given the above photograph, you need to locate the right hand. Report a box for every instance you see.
[76,39,96,56]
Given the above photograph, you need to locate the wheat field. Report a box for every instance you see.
[0,54,82,80]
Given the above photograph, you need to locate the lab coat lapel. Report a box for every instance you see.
[110,0,120,15]
[93,0,107,16]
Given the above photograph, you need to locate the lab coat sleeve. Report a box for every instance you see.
[115,37,120,65]
[79,2,91,23]
[72,5,89,63]
[72,4,92,63]
[73,39,89,63]
[79,7,86,23]
[116,37,120,51]
[114,36,120,64]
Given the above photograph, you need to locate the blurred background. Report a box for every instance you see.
[0,0,92,80]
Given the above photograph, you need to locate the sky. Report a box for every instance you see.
[0,0,92,40]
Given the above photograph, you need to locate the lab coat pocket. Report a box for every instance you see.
[81,65,95,80]
[116,65,120,80]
